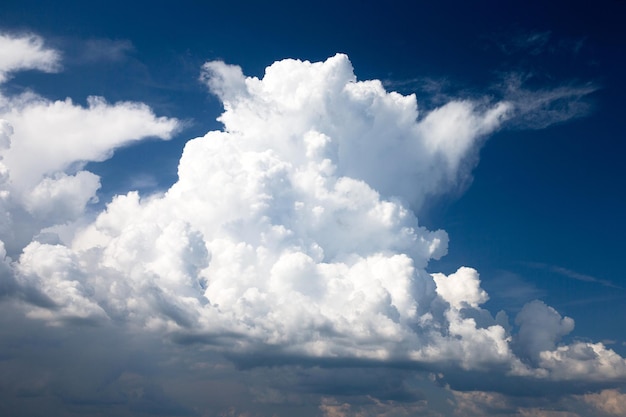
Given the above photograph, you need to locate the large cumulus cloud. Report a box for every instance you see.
[0,33,624,416]
[4,46,623,382]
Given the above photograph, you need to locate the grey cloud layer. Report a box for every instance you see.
[0,33,624,416]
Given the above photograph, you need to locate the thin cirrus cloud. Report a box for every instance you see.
[0,31,624,416]
[79,38,135,63]
[525,261,621,289]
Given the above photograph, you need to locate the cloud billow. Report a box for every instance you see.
[69,54,509,363]
[0,33,623,408]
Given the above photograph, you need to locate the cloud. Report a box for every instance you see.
[579,389,626,416]
[525,262,621,289]
[500,74,598,130]
[515,300,575,364]
[0,33,181,257]
[474,29,599,130]
[1,95,180,191]
[447,387,626,417]
[319,396,436,417]
[0,34,624,415]
[482,270,546,309]
[486,29,586,58]
[382,71,596,133]
[204,55,510,209]
[0,33,60,83]
[11,52,623,383]
[0,32,183,284]
[382,30,596,133]
[449,390,512,417]
[502,30,552,56]
[7,52,625,378]
[539,342,626,381]
[80,39,134,63]
[60,54,520,369]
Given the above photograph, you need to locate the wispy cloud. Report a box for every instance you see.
[483,270,546,308]
[383,71,598,131]
[526,262,622,289]
[498,73,598,130]
[383,30,597,131]
[485,29,586,58]
[79,38,134,63]
[505,30,552,56]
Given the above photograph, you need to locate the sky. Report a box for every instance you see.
[0,1,625,416]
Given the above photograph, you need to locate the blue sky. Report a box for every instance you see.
[0,1,625,416]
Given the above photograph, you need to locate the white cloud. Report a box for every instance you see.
[539,342,626,381]
[200,54,511,208]
[433,267,488,309]
[0,33,181,256]
[62,55,516,365]
[1,95,180,191]
[0,33,60,83]
[16,241,108,323]
[23,171,100,221]
[0,45,623,395]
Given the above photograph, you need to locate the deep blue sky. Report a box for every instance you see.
[1,1,625,416]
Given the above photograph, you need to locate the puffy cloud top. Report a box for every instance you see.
[201,54,511,208]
